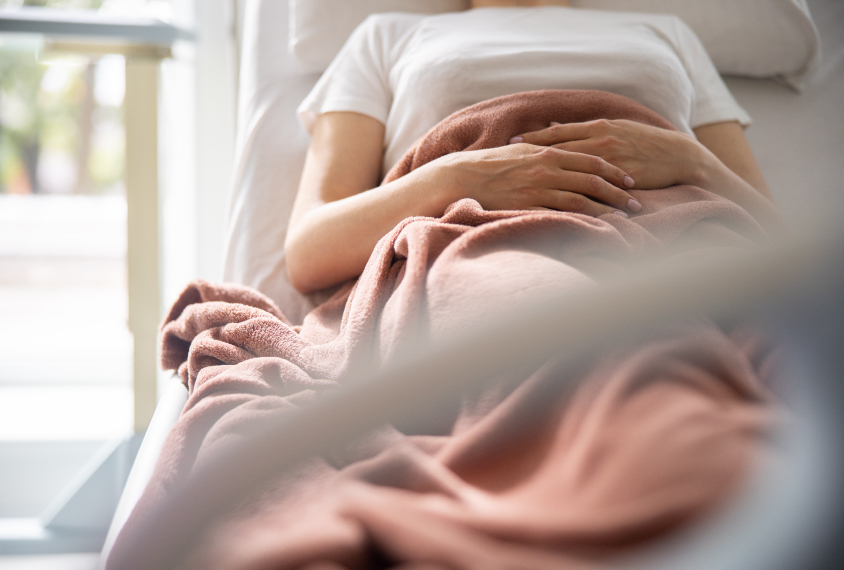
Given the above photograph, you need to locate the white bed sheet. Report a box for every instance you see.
[225,0,844,322]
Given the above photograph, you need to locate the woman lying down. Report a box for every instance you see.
[108,1,785,569]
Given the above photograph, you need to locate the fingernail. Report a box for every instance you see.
[627,198,642,212]
[509,136,523,144]
[624,175,635,188]
[613,210,629,218]
[551,121,562,126]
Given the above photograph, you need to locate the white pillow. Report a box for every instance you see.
[289,0,820,87]
[289,0,467,72]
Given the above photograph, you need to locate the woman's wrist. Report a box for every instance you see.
[412,154,465,215]
[679,135,785,233]
[674,133,712,188]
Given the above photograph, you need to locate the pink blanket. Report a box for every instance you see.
[108,90,777,570]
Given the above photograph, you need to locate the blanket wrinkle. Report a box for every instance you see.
[162,278,287,326]
[109,90,779,570]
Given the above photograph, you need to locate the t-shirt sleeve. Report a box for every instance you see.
[297,14,421,134]
[667,17,752,129]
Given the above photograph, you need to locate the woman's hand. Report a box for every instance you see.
[510,118,784,234]
[428,143,642,217]
[510,119,703,190]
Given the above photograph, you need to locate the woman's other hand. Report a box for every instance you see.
[429,143,641,217]
[511,118,783,233]
[510,119,701,190]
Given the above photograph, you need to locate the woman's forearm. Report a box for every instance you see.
[285,164,454,294]
[682,139,786,234]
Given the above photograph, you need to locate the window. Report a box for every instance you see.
[0,0,199,555]
[0,26,132,447]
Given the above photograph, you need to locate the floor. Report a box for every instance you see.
[0,554,99,570]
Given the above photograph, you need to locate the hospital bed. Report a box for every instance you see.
[98,0,844,568]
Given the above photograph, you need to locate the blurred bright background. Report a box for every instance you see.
[0,2,134,448]
[0,5,139,542]
[0,0,238,559]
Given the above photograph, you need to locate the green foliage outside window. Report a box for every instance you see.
[0,0,131,195]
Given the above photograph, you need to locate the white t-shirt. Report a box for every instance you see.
[298,7,751,177]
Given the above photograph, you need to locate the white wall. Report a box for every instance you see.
[158,0,238,395]
[159,1,238,292]
[193,0,238,282]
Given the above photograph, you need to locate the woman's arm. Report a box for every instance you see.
[688,121,784,230]
[513,119,784,232]
[691,121,771,199]
[286,112,452,294]
[286,112,640,294]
